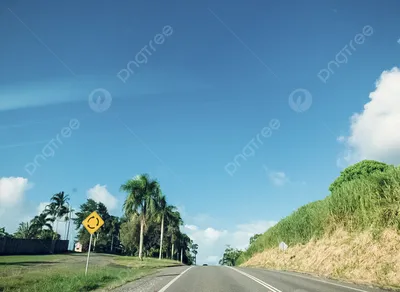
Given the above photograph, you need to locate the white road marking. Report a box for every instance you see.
[158,266,193,292]
[273,270,369,292]
[228,267,282,292]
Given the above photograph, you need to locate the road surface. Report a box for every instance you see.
[113,265,390,292]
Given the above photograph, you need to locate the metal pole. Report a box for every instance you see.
[85,233,93,276]
[66,206,71,243]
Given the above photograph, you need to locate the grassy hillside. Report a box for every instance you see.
[237,160,400,266]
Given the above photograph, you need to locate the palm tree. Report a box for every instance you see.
[178,233,191,263]
[0,227,11,238]
[121,174,159,260]
[14,222,35,239]
[31,212,54,234]
[44,203,58,239]
[51,192,70,237]
[46,192,70,239]
[155,193,179,260]
[191,243,199,265]
[167,209,183,260]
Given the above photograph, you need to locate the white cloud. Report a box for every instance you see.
[268,171,289,186]
[184,224,198,231]
[184,220,277,265]
[338,67,400,167]
[87,184,118,211]
[0,177,35,233]
[263,165,290,186]
[0,177,29,207]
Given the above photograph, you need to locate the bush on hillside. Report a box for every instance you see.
[237,160,400,265]
[328,160,391,193]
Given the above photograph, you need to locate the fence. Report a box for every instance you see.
[0,238,69,255]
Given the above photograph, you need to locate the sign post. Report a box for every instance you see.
[85,233,93,276]
[82,211,104,276]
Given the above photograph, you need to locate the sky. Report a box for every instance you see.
[1,0,400,265]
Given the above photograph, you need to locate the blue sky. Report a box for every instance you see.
[1,0,400,264]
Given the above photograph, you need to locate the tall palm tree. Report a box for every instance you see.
[47,191,70,239]
[191,243,199,265]
[167,210,183,260]
[121,174,159,260]
[44,203,58,239]
[31,212,54,234]
[155,193,179,260]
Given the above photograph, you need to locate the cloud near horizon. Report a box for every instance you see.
[338,67,400,167]
[183,220,277,265]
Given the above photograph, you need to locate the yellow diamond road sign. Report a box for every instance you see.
[83,211,104,234]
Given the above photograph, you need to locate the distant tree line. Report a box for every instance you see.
[1,173,199,265]
[1,191,72,241]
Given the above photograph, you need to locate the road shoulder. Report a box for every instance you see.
[109,266,190,292]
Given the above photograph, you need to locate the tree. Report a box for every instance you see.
[154,193,179,260]
[329,160,391,193]
[191,243,198,265]
[121,174,159,260]
[31,212,54,235]
[249,234,261,245]
[109,216,121,253]
[165,209,183,260]
[219,245,243,266]
[48,191,70,239]
[14,222,36,239]
[73,199,112,252]
[120,214,140,256]
[179,233,192,263]
[0,227,12,238]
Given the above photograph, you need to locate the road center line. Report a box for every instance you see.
[228,267,282,292]
[158,266,193,292]
[273,270,368,292]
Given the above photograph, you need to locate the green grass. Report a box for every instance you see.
[0,253,182,291]
[237,167,400,265]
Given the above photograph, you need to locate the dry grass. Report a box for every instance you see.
[241,228,400,289]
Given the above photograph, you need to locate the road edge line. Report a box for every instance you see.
[227,266,282,292]
[158,266,193,292]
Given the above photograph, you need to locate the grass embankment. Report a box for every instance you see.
[238,165,400,289]
[0,253,182,292]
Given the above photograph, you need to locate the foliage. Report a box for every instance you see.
[219,245,243,266]
[237,160,400,265]
[0,227,12,238]
[249,234,261,245]
[121,174,160,260]
[0,253,182,292]
[5,173,196,265]
[329,160,391,193]
[73,199,118,253]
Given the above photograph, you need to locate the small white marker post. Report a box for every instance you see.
[85,233,93,276]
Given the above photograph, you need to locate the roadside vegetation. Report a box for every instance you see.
[0,253,181,292]
[1,173,200,291]
[220,160,400,288]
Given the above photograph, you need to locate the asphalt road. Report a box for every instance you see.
[114,265,390,292]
